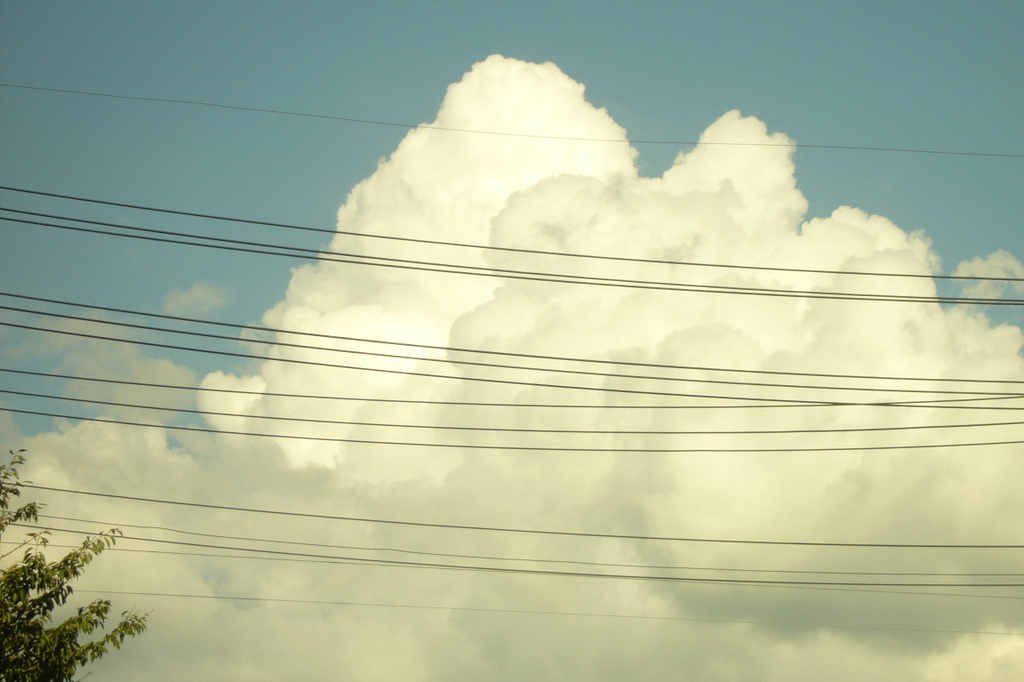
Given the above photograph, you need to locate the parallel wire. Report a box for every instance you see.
[0,321,862,406]
[5,211,1023,306]
[12,388,1024,437]
[2,84,1022,158]
[15,523,1024,588]
[76,591,1024,636]
[5,87,1024,637]
[23,484,1024,549]
[5,290,1024,387]
[33,514,1024,578]
[2,187,1022,283]
[0,367,788,410]
[5,300,1021,399]
[45,545,1024,603]
[7,405,1024,453]
[8,366,1020,411]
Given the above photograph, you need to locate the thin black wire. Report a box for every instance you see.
[6,290,1024,386]
[0,367,768,410]
[6,212,1023,306]
[32,518,752,574]
[2,189,1022,284]
[74,591,1024,636]
[9,208,1022,304]
[6,301,1020,399]
[34,514,1024,578]
[16,523,1024,588]
[41,543,1024,597]
[10,544,1023,603]
[2,84,1021,158]
[8,405,1024,453]
[0,320,857,406]
[0,210,947,304]
[7,366,1017,411]
[13,388,1024,436]
[23,484,1024,549]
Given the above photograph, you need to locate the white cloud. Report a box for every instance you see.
[8,56,1024,681]
[162,282,232,317]
[954,250,1024,300]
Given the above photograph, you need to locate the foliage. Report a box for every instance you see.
[1,450,147,682]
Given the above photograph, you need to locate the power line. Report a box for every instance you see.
[23,484,1024,549]
[33,514,1024,578]
[7,366,1016,412]
[3,188,1021,284]
[0,305,941,397]
[12,388,1024,437]
[75,590,1024,636]
[7,207,1023,305]
[10,542,1022,601]
[6,211,1023,306]
[17,523,1024,588]
[7,290,1023,386]
[37,512,1024,577]
[0,321,862,406]
[8,405,1024,453]
[0,367,756,410]
[7,318,1021,410]
[2,84,1022,159]
[6,300,1020,399]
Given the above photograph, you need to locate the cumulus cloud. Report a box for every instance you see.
[8,56,1024,681]
[162,282,232,316]
[954,250,1024,300]
[0,309,198,424]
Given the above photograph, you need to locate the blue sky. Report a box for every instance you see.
[2,3,1024,681]
[2,1,1021,324]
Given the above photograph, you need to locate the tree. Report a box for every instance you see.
[1,450,147,681]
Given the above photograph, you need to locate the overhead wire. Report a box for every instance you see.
[10,388,1024,437]
[7,366,1020,412]
[5,83,1024,638]
[4,210,1023,306]
[4,299,1022,400]
[0,320,856,406]
[74,591,1024,636]
[6,320,1024,417]
[5,290,1024,386]
[32,513,1024,578]
[8,404,1024,453]
[14,522,1024,588]
[21,542,1024,607]
[2,83,1022,159]
[23,484,1024,549]
[2,187,1023,284]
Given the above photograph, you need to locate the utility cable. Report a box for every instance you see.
[72,591,1024,636]
[3,189,1022,284]
[33,514,1024,578]
[7,366,1018,411]
[23,484,1024,549]
[5,301,1020,398]
[2,84,1022,158]
[7,405,1024,453]
[5,212,1022,306]
[0,321,863,406]
[11,388,1024,436]
[25,543,1024,603]
[14,523,1024,588]
[6,290,1024,386]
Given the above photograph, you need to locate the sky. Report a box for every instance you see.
[2,2,1024,680]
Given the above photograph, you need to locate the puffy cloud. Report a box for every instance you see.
[8,56,1024,681]
[0,309,198,424]
[954,250,1024,300]
[162,282,232,316]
